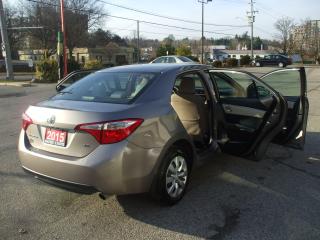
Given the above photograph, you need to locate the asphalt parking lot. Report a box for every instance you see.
[1,66,320,240]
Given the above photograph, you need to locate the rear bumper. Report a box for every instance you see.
[18,130,163,195]
[23,166,97,194]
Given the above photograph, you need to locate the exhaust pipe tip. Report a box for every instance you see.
[99,192,106,200]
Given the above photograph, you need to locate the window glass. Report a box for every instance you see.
[212,74,238,98]
[60,71,92,88]
[261,69,301,96]
[210,72,264,99]
[255,81,272,98]
[175,73,205,92]
[53,72,158,104]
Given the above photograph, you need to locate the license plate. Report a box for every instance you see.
[44,128,67,147]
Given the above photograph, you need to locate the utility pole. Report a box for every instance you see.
[315,20,320,62]
[198,0,212,64]
[247,0,258,60]
[60,0,68,77]
[137,20,140,63]
[0,0,13,80]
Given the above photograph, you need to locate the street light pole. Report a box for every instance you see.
[0,0,13,80]
[198,0,212,64]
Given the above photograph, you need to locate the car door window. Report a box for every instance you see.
[175,73,205,93]
[261,69,301,97]
[211,71,262,99]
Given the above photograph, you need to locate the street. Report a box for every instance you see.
[1,67,320,240]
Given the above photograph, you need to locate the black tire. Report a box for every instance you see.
[150,146,190,205]
[278,62,284,68]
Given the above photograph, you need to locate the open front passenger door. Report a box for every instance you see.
[208,69,288,160]
[261,67,309,149]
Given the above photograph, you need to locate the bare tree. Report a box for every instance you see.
[64,0,107,58]
[274,17,295,54]
[23,0,106,57]
[2,4,28,59]
[26,2,59,55]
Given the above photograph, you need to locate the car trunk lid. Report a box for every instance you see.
[24,100,140,158]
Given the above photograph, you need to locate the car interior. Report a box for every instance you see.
[208,70,280,155]
[171,73,212,150]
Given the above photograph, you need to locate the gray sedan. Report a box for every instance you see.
[19,64,308,205]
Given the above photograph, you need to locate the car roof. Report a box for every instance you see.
[98,63,205,73]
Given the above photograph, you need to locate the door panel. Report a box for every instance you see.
[261,67,308,149]
[221,97,272,110]
[222,104,266,118]
[209,70,285,158]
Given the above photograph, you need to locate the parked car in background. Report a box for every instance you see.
[19,64,308,205]
[254,54,292,68]
[150,55,194,64]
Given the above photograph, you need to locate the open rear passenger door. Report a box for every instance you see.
[208,69,287,160]
[261,67,309,149]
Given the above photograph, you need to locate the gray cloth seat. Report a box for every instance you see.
[171,77,209,144]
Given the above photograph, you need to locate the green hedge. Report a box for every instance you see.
[212,60,222,68]
[240,55,251,66]
[36,59,58,83]
[225,58,238,67]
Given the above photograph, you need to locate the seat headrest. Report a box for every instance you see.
[179,77,195,94]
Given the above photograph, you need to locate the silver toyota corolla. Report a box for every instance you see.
[19,64,309,205]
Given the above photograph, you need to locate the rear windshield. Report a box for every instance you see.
[52,72,158,104]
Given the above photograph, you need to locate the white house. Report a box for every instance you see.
[212,49,276,61]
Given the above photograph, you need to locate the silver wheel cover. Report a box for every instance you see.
[165,155,188,198]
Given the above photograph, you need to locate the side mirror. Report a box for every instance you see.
[56,84,66,92]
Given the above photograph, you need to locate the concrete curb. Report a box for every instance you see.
[0,82,32,87]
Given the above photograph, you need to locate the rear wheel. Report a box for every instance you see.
[278,62,284,68]
[256,62,261,67]
[151,146,190,205]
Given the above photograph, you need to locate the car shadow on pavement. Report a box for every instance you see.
[117,132,320,239]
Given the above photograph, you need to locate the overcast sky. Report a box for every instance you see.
[6,0,320,40]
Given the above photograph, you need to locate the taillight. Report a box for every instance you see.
[22,113,33,130]
[75,119,143,144]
